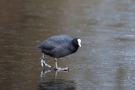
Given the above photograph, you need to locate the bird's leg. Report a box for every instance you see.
[54,58,69,71]
[54,58,58,69]
[40,53,51,68]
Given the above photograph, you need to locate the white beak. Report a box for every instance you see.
[77,39,81,47]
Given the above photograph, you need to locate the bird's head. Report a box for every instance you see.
[72,38,81,47]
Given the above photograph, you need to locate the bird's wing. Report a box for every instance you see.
[51,45,72,58]
[37,34,72,50]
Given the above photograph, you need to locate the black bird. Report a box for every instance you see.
[37,34,81,71]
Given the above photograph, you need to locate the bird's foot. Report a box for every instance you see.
[40,58,51,68]
[54,67,69,71]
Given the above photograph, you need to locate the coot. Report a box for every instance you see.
[37,34,81,71]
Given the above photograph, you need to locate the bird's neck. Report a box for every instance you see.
[70,44,79,53]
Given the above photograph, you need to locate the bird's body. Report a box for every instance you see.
[37,34,78,58]
[37,34,81,71]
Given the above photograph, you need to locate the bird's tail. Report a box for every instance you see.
[36,44,42,51]
[42,49,52,56]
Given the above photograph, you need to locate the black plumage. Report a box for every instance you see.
[37,34,81,71]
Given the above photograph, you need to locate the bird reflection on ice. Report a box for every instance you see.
[37,69,76,90]
[40,69,51,78]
